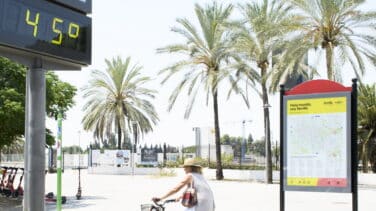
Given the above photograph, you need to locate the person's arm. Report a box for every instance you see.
[153,174,192,201]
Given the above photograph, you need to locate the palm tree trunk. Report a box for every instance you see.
[117,118,122,150]
[132,123,138,152]
[362,130,373,173]
[261,66,273,184]
[362,141,368,173]
[213,90,224,180]
[326,42,334,81]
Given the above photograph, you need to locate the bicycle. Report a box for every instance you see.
[141,199,176,211]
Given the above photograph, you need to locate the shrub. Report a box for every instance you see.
[157,168,176,177]
[165,160,180,168]
[136,164,156,168]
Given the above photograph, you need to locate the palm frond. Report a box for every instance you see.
[81,57,158,148]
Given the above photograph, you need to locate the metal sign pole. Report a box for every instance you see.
[351,79,358,211]
[24,62,46,211]
[76,130,82,199]
[23,62,30,210]
[57,112,63,210]
[279,85,285,211]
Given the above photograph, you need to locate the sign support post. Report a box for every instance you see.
[279,84,285,211]
[351,79,358,211]
[24,60,46,211]
[56,111,63,211]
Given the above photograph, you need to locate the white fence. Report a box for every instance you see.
[0,153,88,169]
[0,151,269,168]
[0,151,196,169]
[0,153,24,162]
[89,149,195,167]
[63,154,88,168]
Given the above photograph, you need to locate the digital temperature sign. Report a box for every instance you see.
[49,0,92,14]
[0,0,91,66]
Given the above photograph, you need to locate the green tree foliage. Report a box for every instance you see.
[276,0,376,82]
[247,133,254,145]
[0,57,76,148]
[102,133,116,149]
[220,134,231,145]
[183,146,196,154]
[252,139,266,157]
[81,56,159,149]
[0,138,24,155]
[90,141,101,150]
[0,58,25,147]
[157,1,242,180]
[232,0,296,183]
[370,141,376,173]
[221,133,254,158]
[122,135,132,150]
[63,145,83,154]
[45,72,76,119]
[46,128,56,146]
[358,83,376,172]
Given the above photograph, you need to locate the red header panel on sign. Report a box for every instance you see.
[285,79,352,96]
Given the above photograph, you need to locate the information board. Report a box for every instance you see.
[283,92,351,192]
[141,149,158,162]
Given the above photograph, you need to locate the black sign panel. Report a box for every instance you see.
[141,149,158,162]
[49,0,92,14]
[0,0,91,66]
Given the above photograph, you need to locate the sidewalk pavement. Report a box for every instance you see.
[1,169,375,211]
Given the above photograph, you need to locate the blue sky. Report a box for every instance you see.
[48,0,376,148]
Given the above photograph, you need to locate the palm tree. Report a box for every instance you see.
[232,0,298,184]
[82,56,159,149]
[282,0,376,81]
[157,2,243,180]
[358,83,376,173]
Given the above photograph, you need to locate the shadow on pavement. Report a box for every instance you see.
[0,196,22,211]
[1,195,107,211]
[359,184,376,191]
[46,195,107,210]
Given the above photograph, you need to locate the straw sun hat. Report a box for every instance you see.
[183,158,202,168]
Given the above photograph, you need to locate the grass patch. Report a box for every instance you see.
[152,168,177,178]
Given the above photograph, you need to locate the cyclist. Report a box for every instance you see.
[152,158,215,211]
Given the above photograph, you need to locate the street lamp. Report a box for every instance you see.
[192,127,201,158]
[76,130,82,200]
[241,120,252,166]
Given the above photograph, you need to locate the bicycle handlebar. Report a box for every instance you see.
[153,199,177,207]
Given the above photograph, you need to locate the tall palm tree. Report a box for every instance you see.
[157,2,243,180]
[232,0,298,184]
[282,0,376,81]
[358,83,376,173]
[82,56,159,149]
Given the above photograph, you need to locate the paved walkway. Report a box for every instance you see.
[1,169,375,210]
